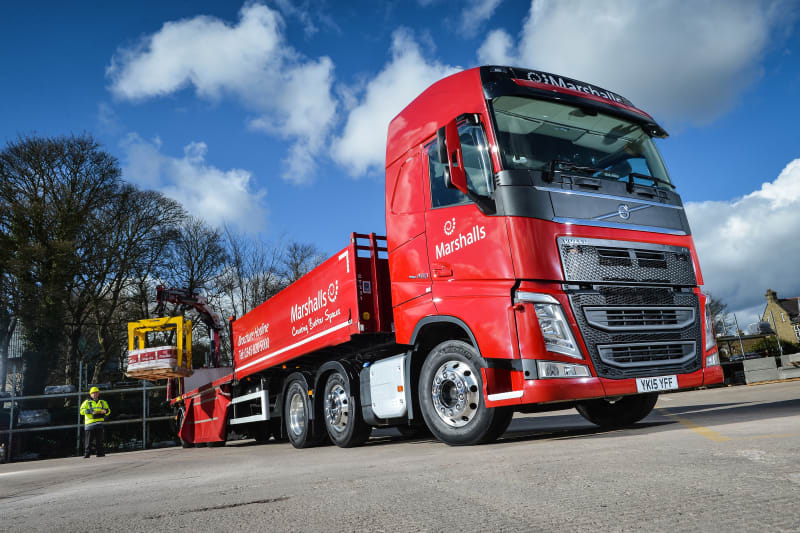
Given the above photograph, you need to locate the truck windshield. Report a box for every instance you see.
[492,96,673,189]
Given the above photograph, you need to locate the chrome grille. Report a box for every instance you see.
[584,307,695,331]
[567,287,701,379]
[597,342,696,368]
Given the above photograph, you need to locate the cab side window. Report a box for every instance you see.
[428,123,493,208]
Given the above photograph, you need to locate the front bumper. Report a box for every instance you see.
[484,364,724,408]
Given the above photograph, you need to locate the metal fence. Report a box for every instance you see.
[1,361,174,463]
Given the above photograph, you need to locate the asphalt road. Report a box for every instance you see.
[1,381,798,532]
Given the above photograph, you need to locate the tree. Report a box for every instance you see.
[77,187,185,383]
[160,217,228,368]
[0,228,18,392]
[0,135,120,395]
[218,226,284,318]
[163,217,227,292]
[750,336,798,357]
[0,133,329,389]
[706,293,730,337]
[281,241,324,284]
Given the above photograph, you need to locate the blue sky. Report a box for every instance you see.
[1,0,799,328]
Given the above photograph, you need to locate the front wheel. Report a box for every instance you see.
[576,393,659,428]
[418,340,513,446]
[323,372,371,448]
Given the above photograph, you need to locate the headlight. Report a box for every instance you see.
[517,292,582,359]
[704,299,716,351]
[537,360,591,378]
[705,353,720,367]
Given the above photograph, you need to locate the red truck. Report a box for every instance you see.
[172,65,723,448]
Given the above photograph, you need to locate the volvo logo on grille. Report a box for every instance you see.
[562,238,588,246]
[617,204,631,220]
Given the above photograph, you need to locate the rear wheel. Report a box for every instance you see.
[418,340,513,446]
[284,379,321,449]
[576,393,659,428]
[323,372,371,448]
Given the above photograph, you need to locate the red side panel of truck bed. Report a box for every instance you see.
[232,234,390,380]
[178,383,231,443]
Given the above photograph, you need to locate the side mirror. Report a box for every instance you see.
[438,119,468,195]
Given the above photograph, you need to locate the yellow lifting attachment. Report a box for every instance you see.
[126,316,194,381]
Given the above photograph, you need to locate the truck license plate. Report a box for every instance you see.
[636,375,678,393]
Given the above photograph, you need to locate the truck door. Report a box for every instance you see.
[424,119,514,304]
[386,151,432,308]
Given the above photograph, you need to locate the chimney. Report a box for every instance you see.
[766,289,778,303]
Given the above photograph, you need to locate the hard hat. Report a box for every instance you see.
[89,387,100,394]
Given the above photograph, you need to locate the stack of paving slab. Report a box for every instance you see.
[126,345,192,380]
[779,353,800,380]
[744,357,779,384]
[743,353,800,384]
[128,346,179,372]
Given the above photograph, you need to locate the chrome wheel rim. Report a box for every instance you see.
[288,392,306,436]
[325,383,349,433]
[431,360,480,427]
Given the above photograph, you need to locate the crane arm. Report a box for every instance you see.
[156,285,223,332]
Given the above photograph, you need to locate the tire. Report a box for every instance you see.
[322,371,372,448]
[207,440,226,447]
[576,393,659,428]
[284,379,321,449]
[418,340,513,446]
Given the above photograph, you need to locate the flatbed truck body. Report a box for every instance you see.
[171,66,723,448]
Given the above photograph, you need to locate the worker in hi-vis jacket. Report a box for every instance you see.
[80,387,110,458]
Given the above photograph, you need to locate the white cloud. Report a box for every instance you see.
[121,134,268,231]
[477,29,513,65]
[272,0,317,36]
[331,29,459,176]
[686,159,800,318]
[460,0,502,36]
[480,0,791,124]
[107,4,336,183]
[729,302,769,334]
[96,102,123,136]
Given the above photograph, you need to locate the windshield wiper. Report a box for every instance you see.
[627,172,675,192]
[544,159,619,182]
[544,161,676,192]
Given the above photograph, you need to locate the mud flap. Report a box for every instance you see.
[181,386,231,443]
